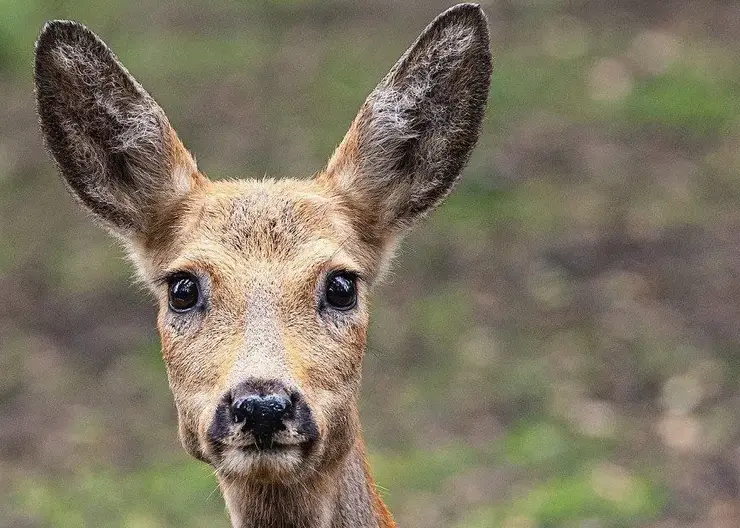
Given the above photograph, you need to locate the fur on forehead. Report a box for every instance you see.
[137,177,385,282]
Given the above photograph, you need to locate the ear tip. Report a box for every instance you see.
[437,3,489,28]
[37,19,88,46]
[443,3,486,16]
[35,20,101,63]
[34,20,114,94]
[39,19,86,32]
[427,3,491,53]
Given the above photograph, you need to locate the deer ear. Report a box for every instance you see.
[34,20,205,238]
[321,4,491,234]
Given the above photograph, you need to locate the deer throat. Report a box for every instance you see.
[219,438,391,528]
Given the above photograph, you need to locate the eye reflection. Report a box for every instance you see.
[324,271,357,310]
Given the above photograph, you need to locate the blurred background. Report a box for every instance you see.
[2,0,740,526]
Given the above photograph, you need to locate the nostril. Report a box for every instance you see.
[231,396,256,424]
[264,395,289,415]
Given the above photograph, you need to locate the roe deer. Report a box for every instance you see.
[34,4,492,527]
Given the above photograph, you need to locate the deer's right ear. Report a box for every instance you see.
[34,20,206,238]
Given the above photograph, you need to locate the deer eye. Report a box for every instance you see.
[325,271,357,311]
[168,274,200,312]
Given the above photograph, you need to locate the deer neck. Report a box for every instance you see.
[220,437,395,528]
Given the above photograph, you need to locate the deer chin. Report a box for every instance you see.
[216,441,319,483]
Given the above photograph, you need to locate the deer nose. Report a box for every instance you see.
[230,384,294,446]
[232,394,291,427]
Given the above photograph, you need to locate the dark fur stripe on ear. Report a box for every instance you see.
[35,20,199,235]
[323,3,492,231]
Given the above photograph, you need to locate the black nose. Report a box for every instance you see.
[230,381,294,447]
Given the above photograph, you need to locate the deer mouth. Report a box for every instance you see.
[241,443,296,453]
[214,438,319,481]
[205,424,320,474]
[208,432,316,462]
[236,437,313,455]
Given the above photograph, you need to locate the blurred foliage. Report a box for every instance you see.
[2,0,740,527]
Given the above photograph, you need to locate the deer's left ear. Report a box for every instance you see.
[320,3,492,235]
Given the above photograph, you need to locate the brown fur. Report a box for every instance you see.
[34,4,492,527]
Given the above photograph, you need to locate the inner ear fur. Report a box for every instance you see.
[34,20,204,238]
[321,3,492,235]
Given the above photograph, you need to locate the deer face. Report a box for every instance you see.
[34,5,491,483]
[151,179,375,481]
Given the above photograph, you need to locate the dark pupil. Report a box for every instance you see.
[326,273,356,309]
[169,277,198,311]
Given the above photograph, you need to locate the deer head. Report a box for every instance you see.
[35,4,491,526]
